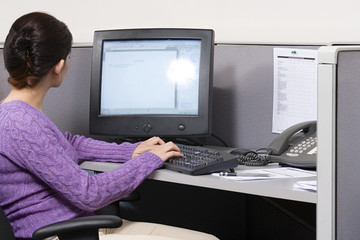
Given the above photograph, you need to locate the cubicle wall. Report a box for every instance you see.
[335,50,360,240]
[318,46,360,240]
[0,44,319,150]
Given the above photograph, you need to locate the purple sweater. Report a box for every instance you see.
[0,100,164,239]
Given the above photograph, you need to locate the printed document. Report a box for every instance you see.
[272,48,318,133]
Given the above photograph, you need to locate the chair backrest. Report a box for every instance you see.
[0,206,16,240]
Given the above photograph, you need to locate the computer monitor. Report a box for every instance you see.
[89,28,214,138]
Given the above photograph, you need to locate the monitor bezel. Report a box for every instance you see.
[90,28,214,138]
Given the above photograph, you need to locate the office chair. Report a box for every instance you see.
[0,191,141,240]
[0,206,122,240]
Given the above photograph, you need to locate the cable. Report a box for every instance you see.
[237,149,270,166]
[261,197,316,233]
[210,133,228,147]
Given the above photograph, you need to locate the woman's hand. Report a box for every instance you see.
[132,137,183,162]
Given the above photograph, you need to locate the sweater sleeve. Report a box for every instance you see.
[64,132,140,163]
[1,109,163,211]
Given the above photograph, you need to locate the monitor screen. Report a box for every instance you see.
[90,28,214,138]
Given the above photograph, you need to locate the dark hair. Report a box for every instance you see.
[3,12,73,88]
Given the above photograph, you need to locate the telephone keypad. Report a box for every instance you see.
[290,137,317,154]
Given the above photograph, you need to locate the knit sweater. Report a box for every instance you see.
[0,100,164,239]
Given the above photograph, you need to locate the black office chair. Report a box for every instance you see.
[0,191,141,240]
[0,206,122,240]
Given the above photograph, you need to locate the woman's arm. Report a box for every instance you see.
[64,132,139,163]
[65,134,183,164]
[2,113,163,211]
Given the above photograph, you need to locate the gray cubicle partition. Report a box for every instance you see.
[318,46,360,240]
[0,44,319,150]
[336,51,360,240]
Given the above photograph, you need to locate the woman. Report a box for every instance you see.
[0,12,218,240]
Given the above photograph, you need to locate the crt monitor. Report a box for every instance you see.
[90,28,214,138]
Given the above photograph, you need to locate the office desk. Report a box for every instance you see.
[80,161,316,204]
[80,161,316,240]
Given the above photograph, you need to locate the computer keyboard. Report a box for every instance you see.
[163,143,238,175]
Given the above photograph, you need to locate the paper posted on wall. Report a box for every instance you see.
[272,48,318,133]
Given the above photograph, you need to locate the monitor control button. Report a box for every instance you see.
[178,124,185,131]
[142,123,152,133]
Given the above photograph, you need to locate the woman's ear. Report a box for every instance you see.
[53,59,65,75]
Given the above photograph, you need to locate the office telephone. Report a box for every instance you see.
[267,121,317,169]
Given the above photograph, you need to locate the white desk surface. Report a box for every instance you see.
[80,161,316,204]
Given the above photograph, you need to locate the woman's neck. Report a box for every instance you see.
[2,86,47,112]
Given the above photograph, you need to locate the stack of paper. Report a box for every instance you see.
[293,180,317,192]
[214,167,316,181]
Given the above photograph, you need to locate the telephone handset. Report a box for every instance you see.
[267,121,317,169]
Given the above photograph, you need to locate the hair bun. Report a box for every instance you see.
[14,33,32,53]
